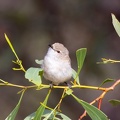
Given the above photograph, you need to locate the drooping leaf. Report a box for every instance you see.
[5,90,25,120]
[72,69,80,84]
[109,99,120,106]
[75,48,87,83]
[99,78,114,87]
[34,90,51,120]
[112,13,120,37]
[71,94,109,120]
[43,109,71,120]
[57,112,71,120]
[25,109,71,120]
[25,67,43,86]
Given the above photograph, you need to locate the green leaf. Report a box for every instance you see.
[4,33,20,61]
[34,90,51,120]
[25,67,43,86]
[5,90,25,120]
[43,109,71,120]
[109,99,120,106]
[72,69,80,84]
[35,59,43,65]
[57,112,71,120]
[75,48,87,83]
[112,13,120,37]
[71,94,109,120]
[99,78,114,87]
[24,109,71,120]
[65,89,73,95]
[24,112,35,120]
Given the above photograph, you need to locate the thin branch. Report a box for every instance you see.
[79,79,120,119]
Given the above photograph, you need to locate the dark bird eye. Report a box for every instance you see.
[48,44,53,48]
[57,50,60,53]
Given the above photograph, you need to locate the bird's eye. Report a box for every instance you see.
[57,50,60,53]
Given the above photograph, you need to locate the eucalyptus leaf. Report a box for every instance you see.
[43,109,71,120]
[57,112,71,120]
[109,99,120,106]
[5,91,25,120]
[71,94,109,120]
[25,67,43,86]
[24,112,35,120]
[72,69,80,84]
[65,89,73,95]
[99,78,114,87]
[112,13,120,37]
[34,90,51,120]
[75,48,87,83]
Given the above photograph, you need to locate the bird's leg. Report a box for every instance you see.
[64,82,72,88]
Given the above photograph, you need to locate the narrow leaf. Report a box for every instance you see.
[34,90,51,120]
[4,33,19,60]
[5,90,25,120]
[75,48,87,83]
[24,112,35,120]
[25,67,43,86]
[109,99,120,106]
[112,13,120,37]
[71,94,109,120]
[65,89,73,95]
[72,69,80,84]
[57,113,71,120]
[99,78,114,87]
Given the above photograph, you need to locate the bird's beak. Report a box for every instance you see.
[48,44,53,49]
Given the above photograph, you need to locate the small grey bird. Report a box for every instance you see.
[42,43,72,85]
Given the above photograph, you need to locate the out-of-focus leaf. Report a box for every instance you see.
[65,89,73,95]
[43,109,71,120]
[25,67,43,86]
[112,13,120,37]
[75,48,87,83]
[34,90,51,120]
[5,90,25,120]
[35,59,43,65]
[71,94,109,120]
[109,99,120,106]
[99,78,114,87]
[4,33,19,60]
[72,69,80,84]
[24,112,35,120]
[25,109,71,120]
[57,112,71,120]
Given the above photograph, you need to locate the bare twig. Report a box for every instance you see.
[79,79,120,120]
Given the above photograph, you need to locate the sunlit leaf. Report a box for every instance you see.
[112,13,120,37]
[4,33,20,61]
[75,48,87,83]
[71,94,109,120]
[25,67,43,86]
[34,90,51,120]
[109,99,120,106]
[99,78,114,87]
[5,90,25,120]
[35,59,43,65]
[65,89,73,95]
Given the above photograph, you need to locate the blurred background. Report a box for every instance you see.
[0,0,120,120]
